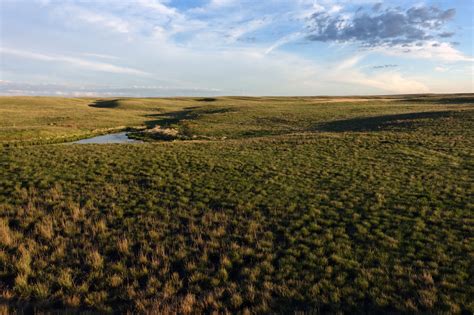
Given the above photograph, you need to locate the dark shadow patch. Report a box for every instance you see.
[397,95,474,104]
[143,107,235,128]
[199,107,235,115]
[0,300,98,315]
[144,110,194,128]
[88,99,121,108]
[225,96,259,101]
[256,117,290,124]
[316,111,457,132]
[195,98,217,102]
[237,130,279,138]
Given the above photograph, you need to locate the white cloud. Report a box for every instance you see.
[0,48,149,76]
[265,32,304,54]
[335,54,365,71]
[0,44,433,95]
[320,55,430,93]
[81,53,120,60]
[0,81,223,97]
[435,66,449,72]
[209,0,238,8]
[376,42,474,62]
[190,0,239,13]
[348,72,429,93]
[226,18,269,42]
[57,5,131,33]
[135,0,179,16]
[3,0,472,95]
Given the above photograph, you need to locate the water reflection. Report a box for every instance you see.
[72,132,141,144]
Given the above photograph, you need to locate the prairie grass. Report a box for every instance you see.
[0,94,472,313]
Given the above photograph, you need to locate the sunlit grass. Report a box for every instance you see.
[0,94,472,313]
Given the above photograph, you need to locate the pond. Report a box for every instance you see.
[72,132,142,144]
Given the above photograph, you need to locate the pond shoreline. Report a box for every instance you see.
[70,131,143,144]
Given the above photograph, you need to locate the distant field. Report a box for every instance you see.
[1,94,472,144]
[0,95,473,313]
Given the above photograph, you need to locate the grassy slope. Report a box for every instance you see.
[0,95,473,313]
[1,94,472,144]
[0,97,191,144]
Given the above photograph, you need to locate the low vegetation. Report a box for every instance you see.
[0,94,472,313]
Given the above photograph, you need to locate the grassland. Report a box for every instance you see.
[0,94,473,313]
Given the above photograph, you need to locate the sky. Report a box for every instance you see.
[0,0,473,96]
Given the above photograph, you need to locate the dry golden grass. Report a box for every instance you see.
[0,95,472,313]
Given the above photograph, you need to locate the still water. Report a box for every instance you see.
[72,132,141,144]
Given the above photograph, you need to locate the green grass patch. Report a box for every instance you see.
[0,94,472,313]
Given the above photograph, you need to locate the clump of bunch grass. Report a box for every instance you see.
[0,95,472,313]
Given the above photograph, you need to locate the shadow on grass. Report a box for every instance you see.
[0,302,98,315]
[144,107,234,128]
[195,98,217,102]
[397,94,474,104]
[316,110,456,132]
[88,99,121,108]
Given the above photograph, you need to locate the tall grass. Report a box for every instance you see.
[0,95,472,313]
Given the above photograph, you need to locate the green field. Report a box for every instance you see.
[0,95,473,313]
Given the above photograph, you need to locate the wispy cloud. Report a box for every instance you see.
[2,0,472,95]
[209,0,238,8]
[57,4,131,33]
[373,64,398,69]
[375,41,474,62]
[0,81,222,97]
[81,53,120,60]
[325,55,429,93]
[0,48,149,75]
[135,0,179,16]
[265,32,303,54]
[226,18,269,43]
[335,54,365,71]
[190,0,240,13]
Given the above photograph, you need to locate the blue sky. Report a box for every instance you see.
[0,0,473,96]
